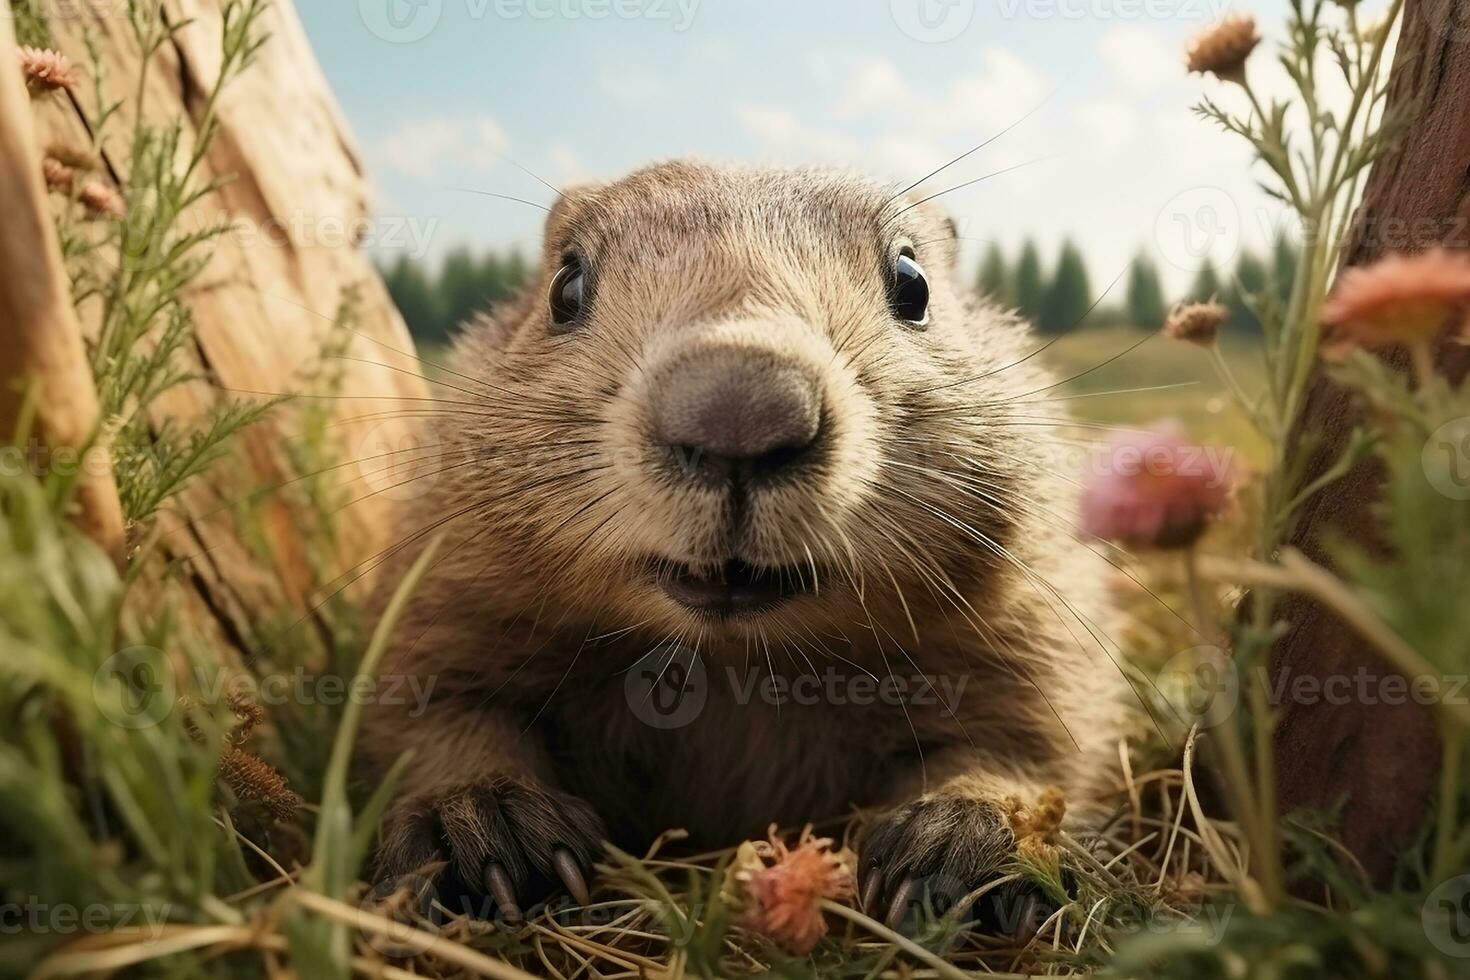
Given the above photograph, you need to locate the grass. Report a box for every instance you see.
[1041,322,1269,466]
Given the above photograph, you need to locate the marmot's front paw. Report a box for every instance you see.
[372,776,606,924]
[859,793,1024,932]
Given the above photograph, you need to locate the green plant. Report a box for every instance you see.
[60,0,276,529]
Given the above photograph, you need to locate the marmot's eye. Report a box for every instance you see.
[549,258,586,329]
[890,250,929,327]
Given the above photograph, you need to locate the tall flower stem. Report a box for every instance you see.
[1182,548,1280,904]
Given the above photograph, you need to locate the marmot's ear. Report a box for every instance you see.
[941,216,964,273]
[929,210,963,276]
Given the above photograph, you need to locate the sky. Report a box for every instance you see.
[300,0,1385,294]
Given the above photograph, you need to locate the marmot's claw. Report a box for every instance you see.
[882,877,918,931]
[858,792,1019,935]
[372,776,606,924]
[552,847,592,907]
[859,866,883,916]
[483,862,521,924]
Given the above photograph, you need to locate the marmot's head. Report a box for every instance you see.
[440,161,1057,652]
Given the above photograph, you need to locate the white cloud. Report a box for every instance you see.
[783,49,1054,187]
[378,115,508,180]
[1073,98,1140,157]
[718,40,1292,297]
[826,49,1050,141]
[1099,25,1181,95]
[466,118,510,169]
[924,48,1050,137]
[732,102,861,166]
[839,59,911,115]
[547,145,588,185]
[873,135,948,183]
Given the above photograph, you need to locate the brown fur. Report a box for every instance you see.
[361,161,1126,919]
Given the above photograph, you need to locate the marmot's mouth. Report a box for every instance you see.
[653,558,817,617]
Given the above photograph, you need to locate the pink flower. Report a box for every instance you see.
[1080,425,1233,550]
[17,46,79,93]
[78,181,125,219]
[42,157,75,193]
[727,825,856,955]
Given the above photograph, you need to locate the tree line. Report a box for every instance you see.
[380,246,530,346]
[978,236,1300,335]
[382,237,1302,344]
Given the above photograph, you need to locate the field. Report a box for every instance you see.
[1041,323,1268,463]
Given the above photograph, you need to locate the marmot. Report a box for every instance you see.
[362,160,1125,929]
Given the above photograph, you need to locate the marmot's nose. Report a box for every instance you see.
[653,349,822,483]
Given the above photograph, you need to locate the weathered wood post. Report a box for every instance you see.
[1271,0,1470,881]
[5,0,427,652]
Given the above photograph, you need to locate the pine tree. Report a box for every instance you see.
[477,252,507,307]
[1013,240,1046,321]
[1188,260,1224,303]
[1228,250,1268,333]
[976,242,1012,305]
[1125,252,1167,330]
[439,246,490,336]
[504,249,530,290]
[381,254,444,344]
[1271,232,1299,306]
[1038,240,1092,333]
